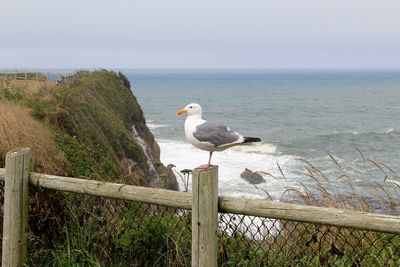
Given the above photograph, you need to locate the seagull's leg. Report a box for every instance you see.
[208,151,213,166]
[197,151,213,169]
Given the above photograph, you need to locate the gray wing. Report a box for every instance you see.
[193,121,242,147]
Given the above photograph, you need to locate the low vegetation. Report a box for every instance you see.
[0,101,67,175]
[0,70,164,182]
[0,70,177,265]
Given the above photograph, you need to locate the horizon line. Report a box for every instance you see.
[1,67,400,71]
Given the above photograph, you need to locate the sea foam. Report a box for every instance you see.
[386,128,394,134]
[146,123,169,129]
[158,139,300,199]
[232,143,277,154]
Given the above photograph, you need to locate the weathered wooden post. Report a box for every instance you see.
[2,148,31,267]
[192,166,218,267]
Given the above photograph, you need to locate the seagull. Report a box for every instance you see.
[177,103,261,169]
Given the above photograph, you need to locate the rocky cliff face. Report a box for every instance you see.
[54,70,178,189]
[0,70,177,189]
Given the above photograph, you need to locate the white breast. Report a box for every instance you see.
[184,116,217,152]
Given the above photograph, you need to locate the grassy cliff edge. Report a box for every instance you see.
[0,70,177,189]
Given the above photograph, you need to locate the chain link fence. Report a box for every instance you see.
[0,181,399,266]
[24,191,192,266]
[219,213,400,266]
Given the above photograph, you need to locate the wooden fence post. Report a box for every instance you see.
[192,166,218,267]
[2,148,31,267]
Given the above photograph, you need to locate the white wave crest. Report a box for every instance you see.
[219,213,282,239]
[147,123,169,129]
[232,143,277,154]
[386,128,394,134]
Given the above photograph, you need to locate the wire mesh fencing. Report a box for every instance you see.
[0,181,399,266]
[218,212,400,266]
[25,191,192,266]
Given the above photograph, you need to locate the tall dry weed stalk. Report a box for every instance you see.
[258,150,400,215]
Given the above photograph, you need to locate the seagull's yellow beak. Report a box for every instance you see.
[176,108,187,115]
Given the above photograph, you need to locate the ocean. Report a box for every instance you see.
[124,69,400,199]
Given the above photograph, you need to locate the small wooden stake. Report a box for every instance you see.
[2,148,31,267]
[192,166,218,267]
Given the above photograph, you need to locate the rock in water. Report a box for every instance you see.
[240,168,265,184]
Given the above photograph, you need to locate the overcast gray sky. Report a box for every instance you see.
[1,0,400,69]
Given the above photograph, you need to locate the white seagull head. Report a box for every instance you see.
[176,103,202,117]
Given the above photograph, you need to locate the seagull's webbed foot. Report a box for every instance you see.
[196,164,212,169]
[195,151,214,169]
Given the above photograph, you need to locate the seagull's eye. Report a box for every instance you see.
[189,106,193,109]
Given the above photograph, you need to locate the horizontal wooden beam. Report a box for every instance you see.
[218,196,400,234]
[0,169,191,209]
[0,168,399,234]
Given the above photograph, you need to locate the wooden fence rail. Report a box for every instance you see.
[56,70,89,86]
[0,168,399,234]
[0,148,400,266]
[0,71,48,81]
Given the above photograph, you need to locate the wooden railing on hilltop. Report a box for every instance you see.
[0,71,48,81]
[56,70,89,86]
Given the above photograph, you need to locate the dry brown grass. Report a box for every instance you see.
[253,150,400,216]
[0,100,67,175]
[259,153,400,215]
[0,79,56,97]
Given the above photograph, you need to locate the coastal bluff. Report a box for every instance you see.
[0,70,177,189]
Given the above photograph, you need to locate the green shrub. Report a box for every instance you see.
[118,71,131,89]
[117,219,168,265]
[53,130,97,178]
[26,98,49,120]
[2,86,24,102]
